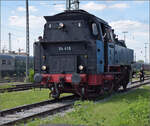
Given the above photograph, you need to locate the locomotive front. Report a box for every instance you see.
[34,11,98,98]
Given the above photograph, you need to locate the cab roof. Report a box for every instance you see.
[44,10,109,26]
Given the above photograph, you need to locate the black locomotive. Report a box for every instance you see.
[34,10,134,99]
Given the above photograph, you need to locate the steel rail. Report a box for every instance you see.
[128,79,150,90]
[0,95,76,126]
[131,76,150,84]
[0,83,43,93]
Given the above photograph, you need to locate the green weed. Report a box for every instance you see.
[25,85,150,126]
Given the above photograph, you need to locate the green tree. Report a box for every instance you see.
[137,60,144,63]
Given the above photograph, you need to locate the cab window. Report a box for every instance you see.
[92,23,98,36]
[105,28,111,42]
[101,24,113,42]
[7,60,11,65]
[2,59,6,65]
[109,29,114,42]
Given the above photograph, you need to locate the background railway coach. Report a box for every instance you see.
[131,62,150,72]
[0,54,15,77]
[0,54,33,78]
[143,64,150,71]
[34,10,134,99]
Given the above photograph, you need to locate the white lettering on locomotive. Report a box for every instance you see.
[58,46,71,51]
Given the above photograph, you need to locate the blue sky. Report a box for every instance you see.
[1,1,150,62]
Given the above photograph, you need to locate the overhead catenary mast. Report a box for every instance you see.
[8,32,11,52]
[122,31,128,42]
[149,42,150,64]
[26,0,30,81]
[0,35,1,53]
[66,0,79,10]
[144,43,148,63]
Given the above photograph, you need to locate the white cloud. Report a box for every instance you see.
[17,6,38,12]
[53,4,65,11]
[109,3,129,9]
[9,15,46,29]
[11,10,15,14]
[29,6,38,12]
[134,1,145,4]
[110,20,149,61]
[81,2,106,11]
[12,37,26,52]
[110,20,148,33]
[133,31,149,38]
[80,2,129,11]
[40,2,48,5]
[9,16,25,27]
[39,2,129,12]
[17,6,26,12]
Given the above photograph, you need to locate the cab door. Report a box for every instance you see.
[93,23,104,73]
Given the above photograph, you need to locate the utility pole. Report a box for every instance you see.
[8,32,11,52]
[122,31,128,42]
[66,0,79,10]
[0,36,1,53]
[26,0,30,81]
[144,43,148,63]
[149,42,150,64]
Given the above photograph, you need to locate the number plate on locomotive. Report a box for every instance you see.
[58,46,72,51]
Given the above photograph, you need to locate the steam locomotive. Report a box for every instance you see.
[34,10,134,99]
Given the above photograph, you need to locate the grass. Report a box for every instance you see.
[0,88,72,110]
[0,82,30,89]
[0,84,13,89]
[131,77,139,82]
[0,88,50,110]
[26,85,150,126]
[145,71,150,75]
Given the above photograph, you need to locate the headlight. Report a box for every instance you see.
[78,22,81,27]
[59,22,64,28]
[41,65,46,70]
[79,65,84,70]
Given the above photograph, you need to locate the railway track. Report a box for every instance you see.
[0,77,25,83]
[129,78,150,90]
[0,83,43,93]
[0,80,21,84]
[0,95,77,126]
[131,75,150,84]
[0,78,150,126]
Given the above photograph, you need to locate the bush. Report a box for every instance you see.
[29,69,34,82]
